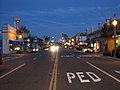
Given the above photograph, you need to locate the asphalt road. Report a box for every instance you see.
[0,48,120,90]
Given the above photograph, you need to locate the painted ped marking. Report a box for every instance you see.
[61,55,74,58]
[115,71,120,75]
[66,72,101,83]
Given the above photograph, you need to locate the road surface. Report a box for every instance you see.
[0,48,120,90]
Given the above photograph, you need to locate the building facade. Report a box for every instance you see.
[87,30,103,52]
[106,18,120,52]
[2,24,17,54]
[88,19,120,53]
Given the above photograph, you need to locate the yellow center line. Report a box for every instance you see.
[53,52,58,90]
[49,52,58,90]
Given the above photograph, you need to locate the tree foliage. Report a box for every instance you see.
[100,23,108,37]
[62,33,68,40]
[16,26,30,36]
[43,36,50,43]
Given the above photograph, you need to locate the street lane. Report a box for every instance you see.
[0,48,120,90]
[57,48,120,90]
[85,57,120,82]
[0,51,54,90]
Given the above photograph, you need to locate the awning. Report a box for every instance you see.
[9,40,21,45]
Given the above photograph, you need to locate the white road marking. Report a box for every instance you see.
[61,55,74,58]
[33,57,37,60]
[66,72,101,83]
[79,54,101,58]
[115,71,120,75]
[86,72,101,82]
[66,72,76,83]
[0,64,25,79]
[61,56,63,58]
[76,72,90,83]
[86,62,120,83]
[77,56,80,59]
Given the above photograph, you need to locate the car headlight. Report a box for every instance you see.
[50,46,59,52]
[15,47,20,50]
[33,48,36,51]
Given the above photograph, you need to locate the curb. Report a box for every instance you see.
[101,56,120,61]
[2,54,26,62]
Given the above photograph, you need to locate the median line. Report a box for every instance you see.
[0,63,25,79]
[86,61,120,83]
[49,52,58,90]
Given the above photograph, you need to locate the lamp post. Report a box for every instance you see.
[19,35,22,39]
[27,38,30,42]
[112,20,118,57]
[19,35,23,52]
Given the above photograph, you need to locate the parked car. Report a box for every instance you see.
[44,46,49,51]
[0,53,3,64]
[26,47,39,53]
[83,47,95,53]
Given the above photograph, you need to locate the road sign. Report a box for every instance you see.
[2,24,8,30]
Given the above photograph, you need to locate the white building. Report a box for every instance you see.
[2,24,17,54]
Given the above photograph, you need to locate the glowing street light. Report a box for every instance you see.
[19,35,22,38]
[112,20,118,57]
[72,39,74,42]
[112,20,118,26]
[27,38,30,42]
[18,35,23,52]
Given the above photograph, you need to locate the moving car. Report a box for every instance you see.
[50,45,59,52]
[83,47,95,53]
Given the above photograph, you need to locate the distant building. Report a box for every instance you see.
[2,24,17,54]
[75,32,87,44]
[107,19,120,52]
[88,18,120,52]
[87,30,102,52]
[70,32,88,49]
[14,16,20,30]
[24,36,43,52]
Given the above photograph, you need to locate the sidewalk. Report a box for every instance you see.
[2,53,25,61]
[88,52,120,61]
[75,49,120,61]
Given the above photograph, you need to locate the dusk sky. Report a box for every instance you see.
[0,0,120,40]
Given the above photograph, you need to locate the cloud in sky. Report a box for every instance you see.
[0,7,109,24]
[0,1,120,39]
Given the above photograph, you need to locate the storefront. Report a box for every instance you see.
[2,24,17,54]
[89,40,100,52]
[9,40,21,51]
[107,35,120,52]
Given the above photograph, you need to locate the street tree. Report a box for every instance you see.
[16,26,30,36]
[62,33,68,40]
[100,23,108,37]
[43,36,50,43]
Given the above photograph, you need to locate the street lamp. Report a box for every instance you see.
[72,39,74,42]
[19,35,23,52]
[112,20,118,57]
[27,38,30,42]
[19,35,22,39]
